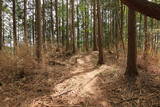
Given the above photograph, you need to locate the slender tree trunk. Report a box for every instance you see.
[138,14,142,49]
[150,18,154,55]
[77,4,80,49]
[125,9,138,77]
[13,0,17,52]
[9,26,12,47]
[84,2,89,52]
[0,0,2,50]
[115,5,120,59]
[62,0,65,47]
[108,11,111,50]
[32,11,35,45]
[93,0,98,51]
[120,3,125,55]
[97,0,104,65]
[24,0,28,44]
[144,16,149,60]
[71,0,76,53]
[17,19,20,42]
[2,12,4,45]
[66,0,69,51]
[42,0,46,44]
[55,0,59,48]
[59,16,62,45]
[50,0,54,43]
[35,0,42,63]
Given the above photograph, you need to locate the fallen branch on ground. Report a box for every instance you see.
[116,97,138,104]
[48,60,65,66]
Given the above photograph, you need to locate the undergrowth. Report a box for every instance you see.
[0,45,37,83]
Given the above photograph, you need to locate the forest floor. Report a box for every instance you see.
[0,51,160,107]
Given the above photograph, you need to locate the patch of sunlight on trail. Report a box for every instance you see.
[52,54,114,104]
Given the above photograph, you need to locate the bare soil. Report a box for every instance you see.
[0,51,159,107]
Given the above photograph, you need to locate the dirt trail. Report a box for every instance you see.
[53,59,108,100]
[52,55,112,105]
[29,53,117,107]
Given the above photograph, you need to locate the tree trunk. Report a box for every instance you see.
[66,0,69,51]
[71,0,76,53]
[138,14,142,49]
[143,16,149,60]
[125,8,138,77]
[2,12,4,45]
[13,0,17,52]
[93,0,98,51]
[24,0,28,44]
[62,0,65,47]
[97,0,104,65]
[0,0,2,50]
[120,3,125,55]
[50,0,54,43]
[77,4,80,49]
[55,0,59,48]
[32,10,35,45]
[42,0,46,44]
[84,2,89,52]
[35,0,42,63]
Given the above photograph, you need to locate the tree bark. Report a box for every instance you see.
[13,0,17,52]
[120,3,125,55]
[71,0,76,53]
[35,0,42,63]
[55,0,59,48]
[50,0,54,43]
[93,0,98,51]
[42,0,46,44]
[125,9,138,77]
[144,16,149,60]
[77,4,80,49]
[62,0,65,47]
[84,1,89,52]
[97,0,104,65]
[66,0,69,51]
[31,0,35,45]
[24,0,28,44]
[0,0,2,50]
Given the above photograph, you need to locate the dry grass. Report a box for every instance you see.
[96,53,160,107]
[0,48,160,107]
[0,44,73,107]
[0,45,38,83]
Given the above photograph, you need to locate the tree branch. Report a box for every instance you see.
[121,0,160,20]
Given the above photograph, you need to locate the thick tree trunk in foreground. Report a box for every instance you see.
[35,0,42,63]
[97,0,104,65]
[125,9,138,77]
[121,0,160,20]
